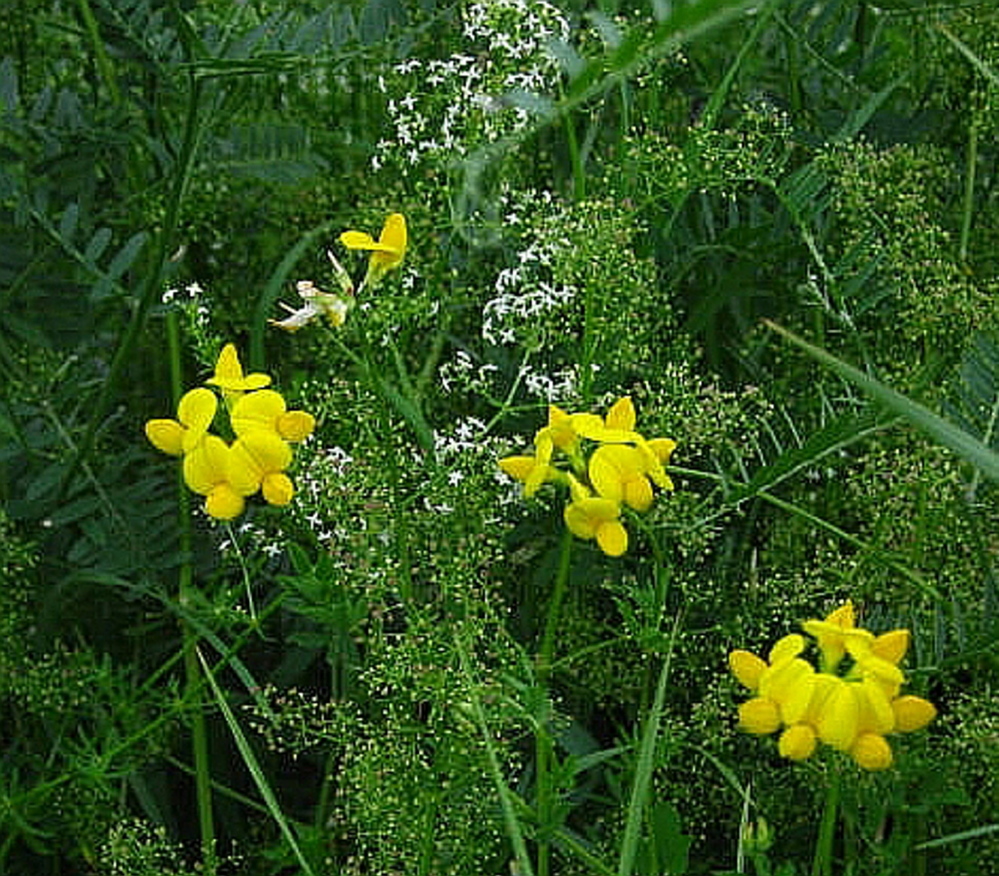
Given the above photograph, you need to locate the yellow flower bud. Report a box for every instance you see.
[851,733,893,771]
[778,724,817,761]
[892,695,937,732]
[737,697,781,735]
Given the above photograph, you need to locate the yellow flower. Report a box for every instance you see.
[732,605,937,770]
[230,389,316,442]
[498,396,676,558]
[205,344,271,402]
[228,430,296,507]
[340,213,407,287]
[563,496,628,557]
[730,635,816,734]
[145,387,217,456]
[182,434,247,520]
[498,406,580,497]
[801,601,873,673]
[589,444,656,511]
[569,397,676,491]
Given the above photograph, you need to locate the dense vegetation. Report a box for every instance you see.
[3,0,999,873]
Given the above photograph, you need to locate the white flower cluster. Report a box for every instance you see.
[438,349,500,395]
[480,191,578,347]
[373,0,570,173]
[518,361,578,401]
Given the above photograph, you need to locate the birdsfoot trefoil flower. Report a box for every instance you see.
[729,602,937,770]
[271,215,406,333]
[341,212,407,290]
[145,343,316,520]
[498,396,676,556]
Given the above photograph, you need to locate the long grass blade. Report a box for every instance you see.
[766,321,999,484]
[196,647,316,876]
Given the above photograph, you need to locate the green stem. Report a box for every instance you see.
[535,527,573,876]
[539,527,573,678]
[167,311,216,874]
[58,73,205,500]
[456,630,535,876]
[959,110,978,265]
[811,765,840,876]
[564,103,585,201]
[76,0,121,105]
[617,613,681,876]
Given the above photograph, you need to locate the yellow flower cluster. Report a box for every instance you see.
[729,603,937,771]
[499,397,676,556]
[145,344,315,520]
[270,213,407,332]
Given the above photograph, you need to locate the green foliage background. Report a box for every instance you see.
[3,0,999,873]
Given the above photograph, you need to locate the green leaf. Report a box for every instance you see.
[766,321,999,483]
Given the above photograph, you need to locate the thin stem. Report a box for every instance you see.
[617,612,682,876]
[538,527,574,678]
[959,111,978,265]
[811,765,840,876]
[167,310,216,873]
[456,629,535,876]
[58,72,205,500]
[224,521,258,623]
[535,527,573,876]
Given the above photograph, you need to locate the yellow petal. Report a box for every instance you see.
[779,724,817,761]
[339,230,378,250]
[262,472,294,506]
[892,695,937,733]
[871,629,910,666]
[738,698,781,735]
[205,484,245,520]
[211,343,241,382]
[568,412,607,440]
[564,501,597,539]
[648,437,677,464]
[589,446,626,504]
[183,435,231,496]
[231,390,286,436]
[145,419,185,456]
[595,520,628,556]
[547,405,577,449]
[777,668,816,725]
[825,602,855,628]
[623,475,654,513]
[177,387,217,434]
[817,680,859,751]
[278,410,315,442]
[857,676,895,735]
[564,497,620,543]
[768,634,805,666]
[206,344,271,391]
[851,733,893,770]
[379,212,407,253]
[498,455,537,483]
[604,397,636,431]
[229,431,292,495]
[729,650,768,691]
[590,445,651,510]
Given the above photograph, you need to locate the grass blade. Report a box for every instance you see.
[196,647,316,876]
[766,321,999,484]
